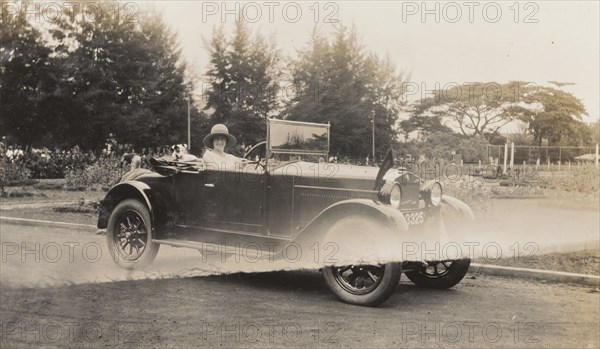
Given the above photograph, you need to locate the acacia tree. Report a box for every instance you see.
[406,81,535,140]
[283,26,407,159]
[203,22,279,146]
[521,85,587,146]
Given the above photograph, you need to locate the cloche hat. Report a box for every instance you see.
[203,124,237,150]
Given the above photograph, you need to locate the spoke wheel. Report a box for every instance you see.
[332,265,385,295]
[107,199,159,269]
[405,259,471,289]
[323,262,401,307]
[421,261,453,278]
[114,210,148,261]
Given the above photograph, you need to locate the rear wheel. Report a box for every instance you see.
[107,199,159,269]
[405,259,470,289]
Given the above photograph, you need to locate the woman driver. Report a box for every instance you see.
[202,124,244,170]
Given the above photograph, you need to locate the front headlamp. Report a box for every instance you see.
[390,184,402,208]
[430,182,442,206]
[421,180,443,206]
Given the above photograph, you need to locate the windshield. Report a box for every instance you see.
[268,119,330,159]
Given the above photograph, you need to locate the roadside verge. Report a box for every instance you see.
[0,216,96,232]
[470,263,599,287]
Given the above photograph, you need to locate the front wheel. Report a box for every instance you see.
[323,263,401,306]
[405,259,471,289]
[107,199,159,269]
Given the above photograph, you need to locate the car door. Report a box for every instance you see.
[202,167,265,234]
[172,170,212,226]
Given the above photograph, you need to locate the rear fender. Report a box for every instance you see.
[97,182,155,229]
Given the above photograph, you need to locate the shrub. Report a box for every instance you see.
[441,177,494,213]
[2,162,32,184]
[65,156,124,188]
[546,165,600,193]
[490,184,546,197]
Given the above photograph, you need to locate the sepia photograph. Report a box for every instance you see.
[1,0,599,347]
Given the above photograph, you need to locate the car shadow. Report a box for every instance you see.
[197,269,328,294]
[383,281,466,308]
[192,270,465,309]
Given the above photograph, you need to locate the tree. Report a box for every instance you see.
[283,26,407,159]
[46,4,203,150]
[203,22,279,145]
[0,0,56,145]
[406,81,534,140]
[399,114,452,141]
[520,85,587,146]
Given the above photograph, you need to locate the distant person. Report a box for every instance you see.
[0,140,6,195]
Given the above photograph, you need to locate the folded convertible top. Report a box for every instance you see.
[149,156,204,175]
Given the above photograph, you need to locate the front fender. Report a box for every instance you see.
[290,199,410,247]
[97,181,154,229]
[442,195,475,221]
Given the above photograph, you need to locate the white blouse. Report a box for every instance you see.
[202,149,242,170]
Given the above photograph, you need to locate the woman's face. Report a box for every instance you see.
[213,136,227,152]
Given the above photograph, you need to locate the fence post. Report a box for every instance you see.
[510,142,515,169]
[503,143,508,174]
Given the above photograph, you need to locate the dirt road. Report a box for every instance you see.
[1,222,599,348]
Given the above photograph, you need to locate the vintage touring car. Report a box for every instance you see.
[98,119,474,306]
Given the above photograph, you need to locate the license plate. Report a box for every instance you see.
[403,211,425,225]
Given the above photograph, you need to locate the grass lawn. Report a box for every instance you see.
[475,249,600,276]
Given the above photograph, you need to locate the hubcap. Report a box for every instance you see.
[332,265,385,295]
[421,261,453,278]
[113,210,148,261]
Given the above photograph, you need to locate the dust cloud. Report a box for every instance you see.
[1,198,597,289]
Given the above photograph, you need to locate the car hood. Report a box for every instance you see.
[271,161,380,190]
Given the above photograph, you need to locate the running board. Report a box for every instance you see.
[154,239,278,260]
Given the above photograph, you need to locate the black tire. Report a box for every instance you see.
[107,199,159,269]
[405,259,471,289]
[323,262,401,306]
[320,216,401,306]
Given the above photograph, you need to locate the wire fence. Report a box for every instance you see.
[485,144,599,170]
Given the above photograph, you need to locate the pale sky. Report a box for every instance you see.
[146,1,599,123]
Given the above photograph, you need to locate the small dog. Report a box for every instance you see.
[171,144,199,161]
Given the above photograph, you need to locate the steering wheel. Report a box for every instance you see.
[243,141,267,170]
